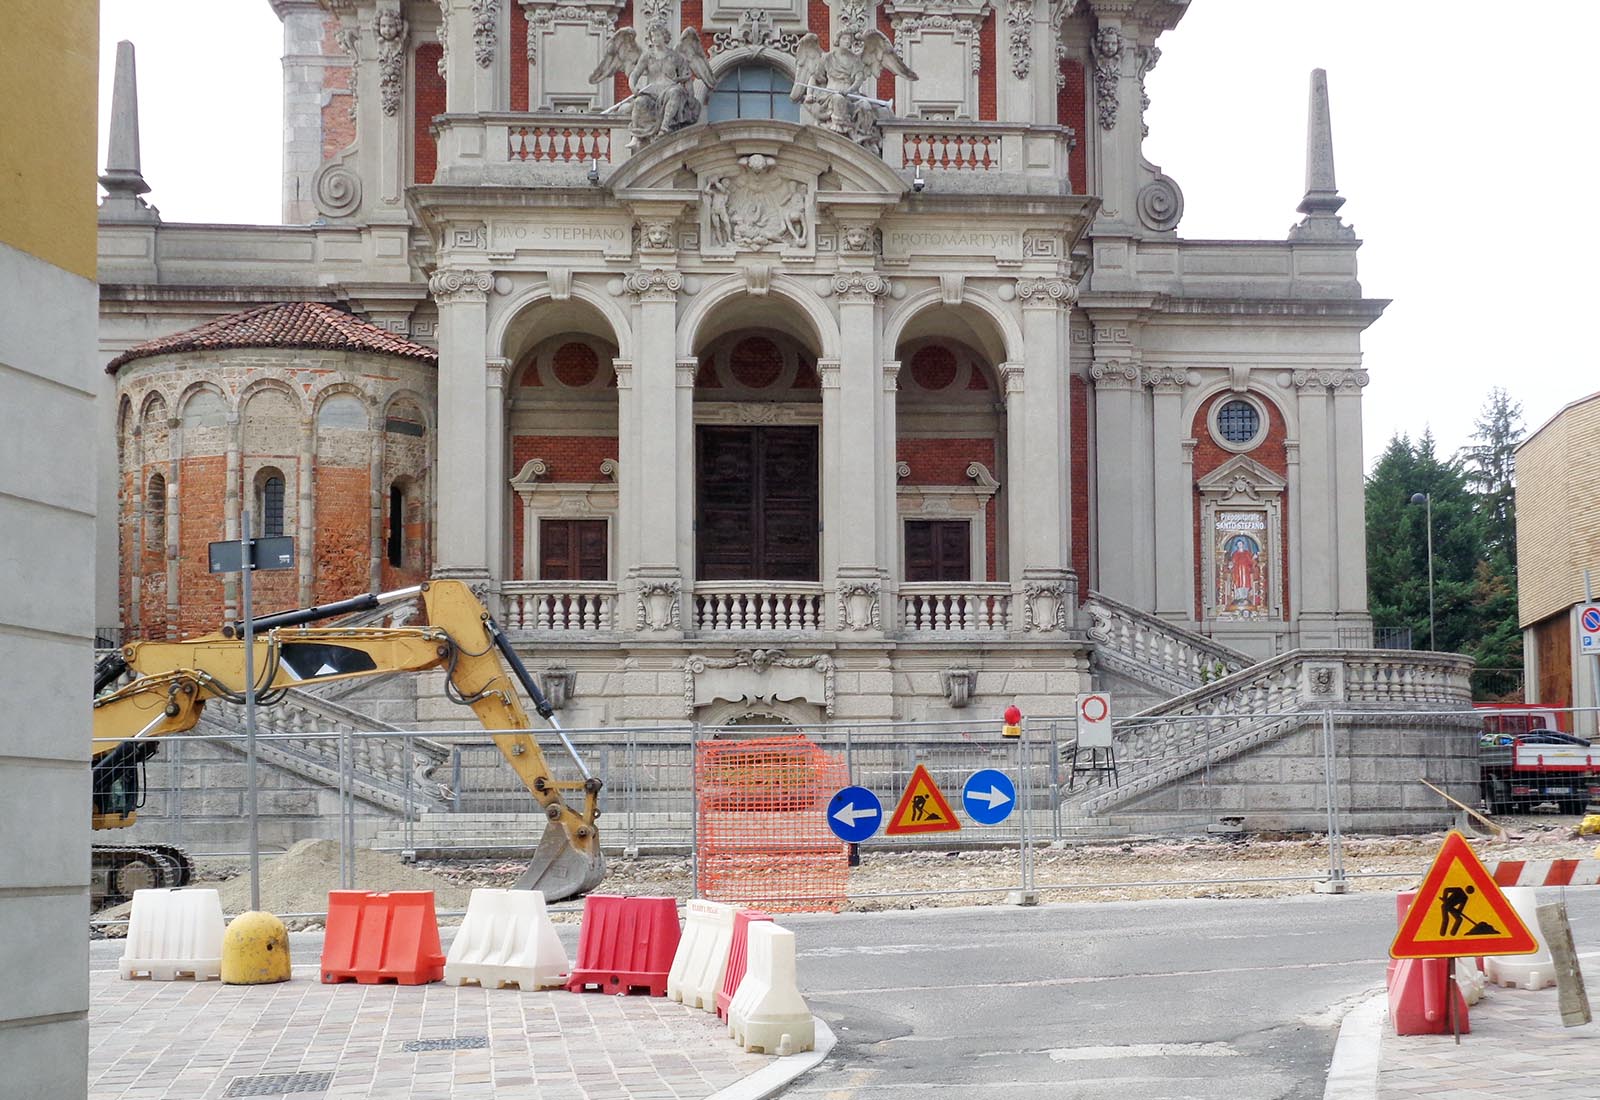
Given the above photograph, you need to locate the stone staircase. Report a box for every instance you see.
[1065,636,1478,831]
[1083,591,1250,710]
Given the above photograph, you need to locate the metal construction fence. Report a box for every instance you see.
[88,703,1600,921]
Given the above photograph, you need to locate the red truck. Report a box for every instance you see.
[1478,704,1600,814]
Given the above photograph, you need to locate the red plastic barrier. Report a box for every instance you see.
[1386,890,1470,1035]
[566,895,680,996]
[321,890,445,986]
[716,908,774,1020]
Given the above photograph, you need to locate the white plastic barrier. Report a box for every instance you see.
[728,922,814,1056]
[119,888,225,981]
[668,899,736,1011]
[1483,887,1554,990]
[444,888,569,990]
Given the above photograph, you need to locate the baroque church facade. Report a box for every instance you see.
[96,0,1379,729]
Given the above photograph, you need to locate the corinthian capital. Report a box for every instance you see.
[428,267,495,301]
[1016,277,1078,308]
[620,268,684,301]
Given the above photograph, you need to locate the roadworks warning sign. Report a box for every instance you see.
[885,764,960,835]
[1389,830,1538,960]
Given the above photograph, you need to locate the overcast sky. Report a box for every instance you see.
[97,0,1598,469]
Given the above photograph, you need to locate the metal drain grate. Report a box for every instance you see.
[402,1035,489,1052]
[222,1071,334,1097]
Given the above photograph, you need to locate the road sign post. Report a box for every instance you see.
[827,786,883,844]
[962,769,1017,825]
[207,520,295,912]
[1582,572,1600,738]
[885,764,960,835]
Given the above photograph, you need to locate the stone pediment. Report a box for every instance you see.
[606,119,906,201]
[1196,454,1285,500]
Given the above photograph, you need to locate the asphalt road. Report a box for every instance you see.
[776,890,1600,1100]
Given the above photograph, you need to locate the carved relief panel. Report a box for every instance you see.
[702,154,815,255]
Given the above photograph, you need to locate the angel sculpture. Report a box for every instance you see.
[591,22,714,149]
[790,29,917,150]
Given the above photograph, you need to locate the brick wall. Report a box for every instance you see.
[897,437,999,580]
[978,10,996,121]
[414,43,444,184]
[509,434,619,578]
[313,465,372,603]
[614,4,632,102]
[1191,392,1290,621]
[809,0,830,48]
[175,456,227,635]
[510,3,529,110]
[1057,57,1086,194]
[877,7,895,103]
[321,15,355,160]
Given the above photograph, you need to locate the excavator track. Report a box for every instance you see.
[92,843,194,909]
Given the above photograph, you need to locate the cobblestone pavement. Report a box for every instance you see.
[89,966,771,1100]
[1378,981,1600,1099]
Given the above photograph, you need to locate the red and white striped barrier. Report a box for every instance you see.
[1490,859,1600,887]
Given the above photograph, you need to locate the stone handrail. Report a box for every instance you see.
[196,688,449,814]
[899,582,1013,633]
[1066,649,1475,815]
[692,582,825,632]
[502,581,618,633]
[1084,590,1251,696]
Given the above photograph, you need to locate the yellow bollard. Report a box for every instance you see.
[221,911,291,985]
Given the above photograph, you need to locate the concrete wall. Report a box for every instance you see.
[0,3,97,1095]
[1107,711,1483,834]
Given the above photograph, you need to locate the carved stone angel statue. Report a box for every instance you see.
[590,22,715,148]
[790,29,917,150]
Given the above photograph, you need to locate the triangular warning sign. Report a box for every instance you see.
[1390,831,1539,960]
[885,764,961,835]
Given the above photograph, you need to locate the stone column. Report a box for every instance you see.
[612,356,636,587]
[485,357,509,586]
[675,358,697,590]
[1148,368,1189,619]
[165,417,180,634]
[440,0,505,112]
[818,357,841,586]
[881,360,901,590]
[223,410,242,620]
[1292,371,1335,644]
[1180,436,1198,620]
[1087,319,1141,605]
[1332,371,1370,622]
[429,267,495,583]
[1014,277,1077,633]
[296,415,315,605]
[826,271,892,635]
[273,0,330,224]
[369,418,385,591]
[621,269,685,635]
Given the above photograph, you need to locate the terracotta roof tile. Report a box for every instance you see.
[106,301,437,373]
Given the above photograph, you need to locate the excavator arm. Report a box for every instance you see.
[108,580,605,900]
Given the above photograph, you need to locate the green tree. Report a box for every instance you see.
[1460,386,1523,571]
[1365,431,1482,654]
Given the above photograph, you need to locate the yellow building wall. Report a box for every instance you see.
[0,3,101,280]
[1517,392,1600,627]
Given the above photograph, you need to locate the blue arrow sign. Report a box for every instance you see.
[962,769,1017,825]
[827,785,883,843]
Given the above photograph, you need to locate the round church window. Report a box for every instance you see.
[1212,397,1265,450]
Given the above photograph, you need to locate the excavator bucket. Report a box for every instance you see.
[515,819,607,901]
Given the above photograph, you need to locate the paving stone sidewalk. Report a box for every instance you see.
[1377,982,1600,1099]
[89,967,771,1100]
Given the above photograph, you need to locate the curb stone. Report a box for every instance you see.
[705,1019,837,1100]
[1323,992,1386,1100]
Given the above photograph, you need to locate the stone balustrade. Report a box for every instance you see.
[507,120,617,163]
[899,583,1013,633]
[1084,590,1249,695]
[692,582,825,633]
[502,581,618,633]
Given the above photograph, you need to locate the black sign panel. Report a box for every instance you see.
[208,537,297,574]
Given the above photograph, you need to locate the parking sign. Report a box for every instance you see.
[1582,604,1600,652]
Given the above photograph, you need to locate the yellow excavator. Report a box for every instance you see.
[91,580,605,906]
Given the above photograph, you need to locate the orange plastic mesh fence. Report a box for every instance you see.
[695,735,850,913]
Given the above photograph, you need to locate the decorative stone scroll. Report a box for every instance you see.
[822,272,892,300]
[1092,24,1120,130]
[428,267,495,300]
[941,666,978,708]
[1022,580,1069,633]
[685,649,837,717]
[1005,0,1034,79]
[1292,368,1370,390]
[711,10,801,54]
[1016,276,1077,306]
[376,4,409,115]
[619,268,684,300]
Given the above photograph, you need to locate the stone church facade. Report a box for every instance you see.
[96,0,1380,729]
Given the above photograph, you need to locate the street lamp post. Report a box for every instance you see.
[1409,492,1435,651]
